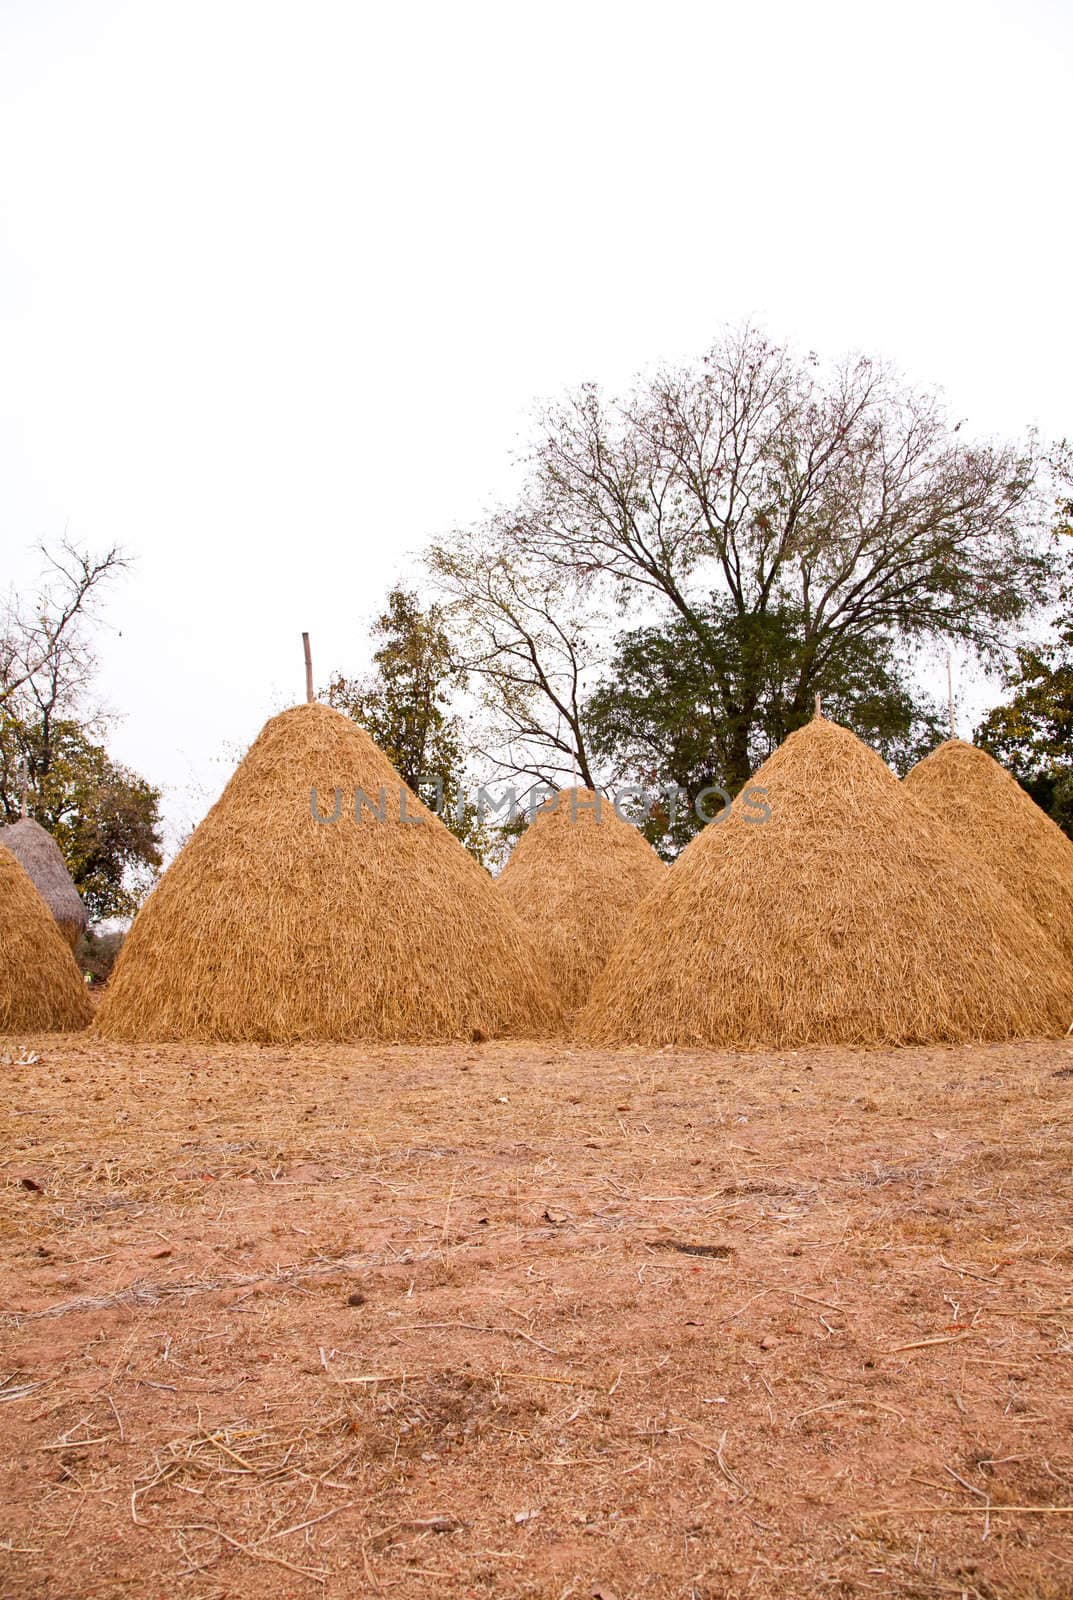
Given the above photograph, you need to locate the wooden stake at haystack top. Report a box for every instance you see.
[946,652,956,740]
[302,632,314,704]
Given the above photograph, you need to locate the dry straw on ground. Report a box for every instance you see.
[0,816,87,948]
[904,736,1073,964]
[96,702,561,1043]
[580,717,1073,1048]
[0,843,92,1032]
[496,786,665,1016]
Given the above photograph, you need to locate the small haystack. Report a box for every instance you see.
[0,845,92,1033]
[0,817,87,949]
[96,702,561,1043]
[580,717,1073,1048]
[904,738,1073,964]
[496,787,665,1016]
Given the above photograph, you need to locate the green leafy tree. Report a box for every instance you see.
[588,600,945,854]
[327,587,493,862]
[0,712,163,918]
[978,514,1073,838]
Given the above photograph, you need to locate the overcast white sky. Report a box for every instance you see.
[2,0,1070,845]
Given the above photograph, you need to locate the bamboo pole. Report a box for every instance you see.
[946,652,955,740]
[302,633,314,705]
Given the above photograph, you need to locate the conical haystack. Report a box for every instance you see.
[496,787,665,1016]
[580,718,1073,1048]
[0,817,88,948]
[96,702,560,1043]
[0,845,92,1033]
[904,738,1073,964]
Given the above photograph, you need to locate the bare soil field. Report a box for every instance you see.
[1,1033,1072,1599]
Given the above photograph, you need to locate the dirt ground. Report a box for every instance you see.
[1,1032,1072,1600]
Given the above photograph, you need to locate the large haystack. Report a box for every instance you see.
[904,738,1073,964]
[0,818,87,948]
[580,717,1073,1048]
[96,702,560,1043]
[496,787,665,1016]
[0,845,92,1033]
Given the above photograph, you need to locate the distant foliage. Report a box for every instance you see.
[0,713,163,919]
[326,587,494,864]
[588,602,947,855]
[978,510,1073,839]
[77,926,126,984]
[1,539,162,918]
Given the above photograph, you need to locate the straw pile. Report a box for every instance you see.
[0,844,92,1032]
[904,738,1073,964]
[580,717,1073,1048]
[496,787,665,1016]
[96,702,560,1043]
[0,817,88,948]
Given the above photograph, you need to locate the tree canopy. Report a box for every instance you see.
[1,540,162,918]
[0,713,162,918]
[978,510,1073,838]
[429,327,1056,810]
[326,587,494,862]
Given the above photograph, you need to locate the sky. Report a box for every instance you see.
[1,0,1071,847]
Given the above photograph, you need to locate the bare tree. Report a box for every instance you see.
[1,539,127,814]
[427,528,601,789]
[1,540,126,709]
[434,328,1056,792]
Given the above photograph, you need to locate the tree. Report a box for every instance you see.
[431,327,1055,796]
[326,587,493,860]
[427,535,601,789]
[587,602,945,854]
[1,539,162,918]
[1,540,126,707]
[977,511,1073,838]
[0,712,163,918]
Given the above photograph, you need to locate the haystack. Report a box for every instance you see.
[0,845,92,1033]
[904,738,1073,964]
[96,702,561,1043]
[496,787,665,1016]
[580,717,1073,1048]
[0,817,87,948]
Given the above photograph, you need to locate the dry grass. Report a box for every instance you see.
[905,737,1073,964]
[0,845,90,1032]
[581,717,1073,1048]
[496,788,665,1018]
[96,703,560,1043]
[0,819,87,949]
[1,1030,1072,1597]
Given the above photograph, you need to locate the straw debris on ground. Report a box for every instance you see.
[1,1031,1072,1598]
[0,844,91,1033]
[905,736,1073,964]
[496,786,665,1017]
[580,717,1073,1049]
[96,702,560,1043]
[0,818,87,949]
